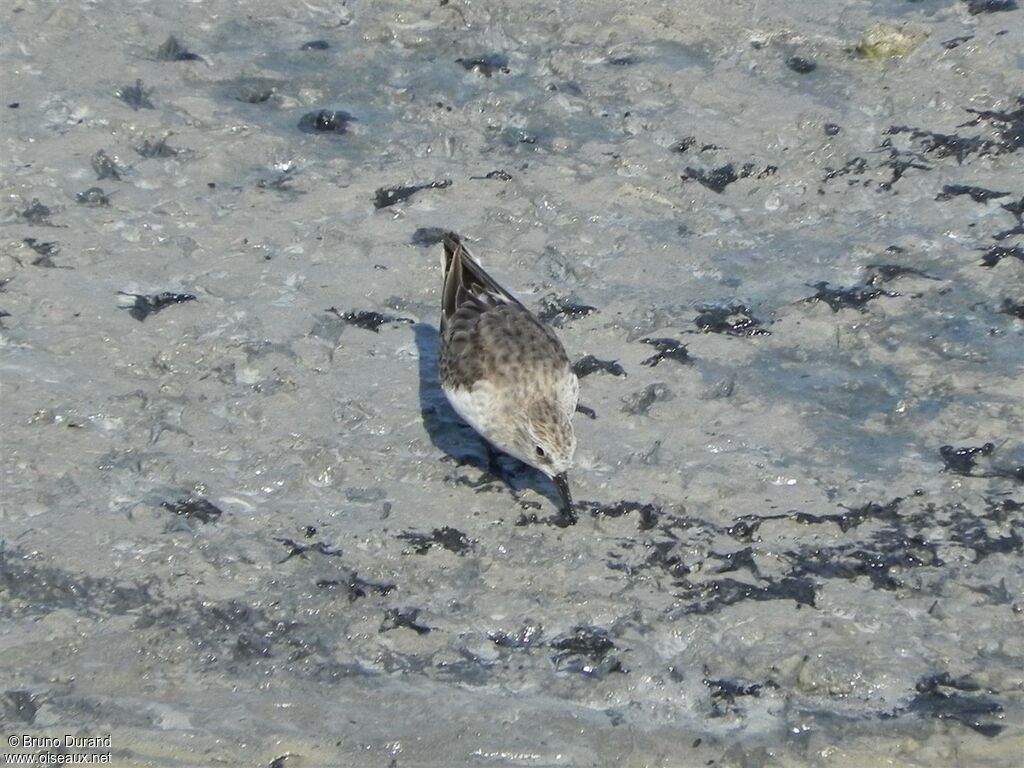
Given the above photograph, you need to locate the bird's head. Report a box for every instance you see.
[504,397,576,517]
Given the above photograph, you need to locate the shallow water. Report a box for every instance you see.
[1,1,1022,765]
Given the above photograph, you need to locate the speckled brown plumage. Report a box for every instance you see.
[437,232,579,519]
[441,235,568,388]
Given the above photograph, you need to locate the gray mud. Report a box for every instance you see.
[1,1,1022,766]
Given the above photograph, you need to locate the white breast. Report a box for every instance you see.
[558,368,580,415]
[444,382,502,447]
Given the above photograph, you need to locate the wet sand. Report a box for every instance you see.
[1,1,1022,765]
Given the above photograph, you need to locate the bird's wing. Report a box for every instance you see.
[441,233,524,332]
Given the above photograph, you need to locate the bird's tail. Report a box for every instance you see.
[441,232,463,274]
[440,232,466,325]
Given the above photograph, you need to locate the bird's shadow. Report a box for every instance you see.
[414,322,564,512]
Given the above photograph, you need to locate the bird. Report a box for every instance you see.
[439,233,579,523]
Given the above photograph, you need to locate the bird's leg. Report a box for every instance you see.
[484,443,508,483]
[452,443,506,489]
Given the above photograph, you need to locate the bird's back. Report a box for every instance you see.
[440,234,570,395]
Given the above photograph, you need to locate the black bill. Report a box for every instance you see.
[553,472,576,525]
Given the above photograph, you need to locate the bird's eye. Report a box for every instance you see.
[535,446,546,458]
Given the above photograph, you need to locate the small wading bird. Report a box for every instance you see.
[439,233,579,524]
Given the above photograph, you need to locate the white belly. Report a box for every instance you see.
[444,382,502,447]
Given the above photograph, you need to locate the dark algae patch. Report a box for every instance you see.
[91,150,124,180]
[549,626,615,661]
[864,261,937,285]
[682,164,739,193]
[962,0,1019,14]
[1000,298,1024,319]
[20,199,53,225]
[940,442,1023,482]
[677,576,817,615]
[237,85,275,104]
[537,296,597,326]
[621,383,673,415]
[115,80,154,110]
[940,443,995,476]
[796,498,903,533]
[597,489,1021,621]
[135,135,181,159]
[3,691,38,725]
[941,35,974,49]
[572,355,626,378]
[887,96,1024,161]
[819,103,1024,191]
[694,304,770,336]
[410,227,448,247]
[682,162,777,193]
[156,35,201,62]
[804,281,900,312]
[119,291,196,322]
[1,546,155,620]
[274,538,343,562]
[823,156,869,185]
[785,56,816,74]
[298,110,354,134]
[670,136,697,153]
[892,673,1006,737]
[256,167,300,194]
[324,307,413,332]
[884,126,984,164]
[455,54,510,77]
[935,184,1010,203]
[317,573,395,602]
[471,169,513,181]
[710,546,759,575]
[373,180,452,209]
[380,608,432,635]
[639,338,690,367]
[875,140,931,190]
[996,196,1024,239]
[549,626,624,676]
[580,499,660,530]
[961,98,1024,155]
[706,678,779,715]
[76,187,110,206]
[161,496,223,524]
[501,127,539,147]
[131,598,354,671]
[783,493,1024,589]
[22,238,64,268]
[788,535,942,591]
[980,245,1024,267]
[398,527,473,555]
[489,621,543,649]
[946,506,1023,560]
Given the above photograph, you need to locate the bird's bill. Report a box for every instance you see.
[553,472,574,520]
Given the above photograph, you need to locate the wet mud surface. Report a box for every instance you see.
[1,1,1022,766]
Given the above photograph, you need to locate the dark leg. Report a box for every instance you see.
[485,443,505,480]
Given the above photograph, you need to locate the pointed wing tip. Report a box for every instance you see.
[442,231,463,255]
[441,231,465,324]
